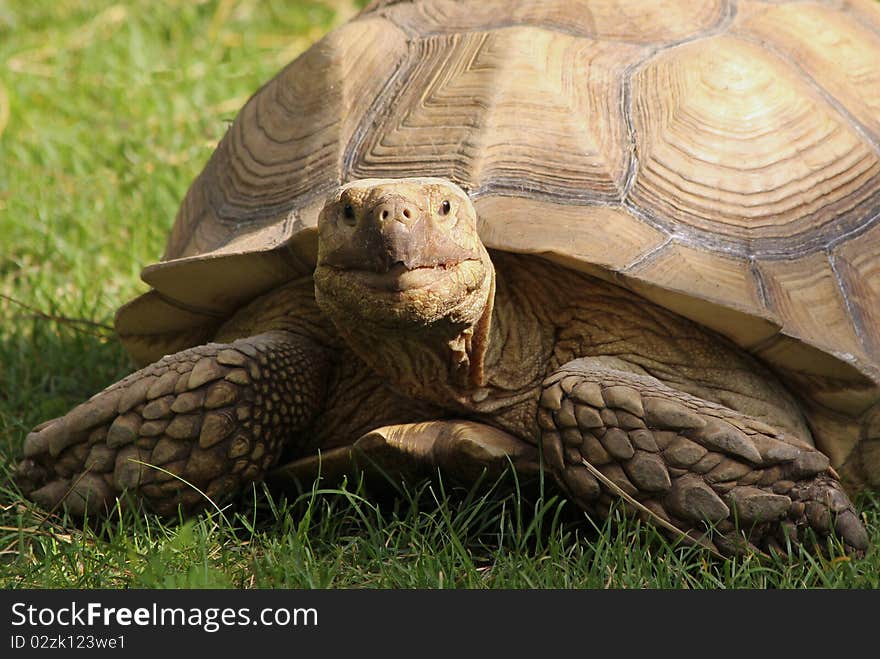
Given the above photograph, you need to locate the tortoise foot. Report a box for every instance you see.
[539,358,868,555]
[16,331,329,517]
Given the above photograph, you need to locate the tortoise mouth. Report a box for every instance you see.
[314,255,491,332]
[320,259,480,294]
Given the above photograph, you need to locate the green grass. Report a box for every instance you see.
[1,0,880,589]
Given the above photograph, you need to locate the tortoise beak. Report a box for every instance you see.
[364,193,430,272]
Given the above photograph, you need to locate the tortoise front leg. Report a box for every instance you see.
[268,420,543,495]
[15,330,330,517]
[538,358,868,555]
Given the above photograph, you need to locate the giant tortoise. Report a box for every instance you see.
[15,0,880,555]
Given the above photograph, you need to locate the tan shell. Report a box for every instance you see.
[116,0,880,488]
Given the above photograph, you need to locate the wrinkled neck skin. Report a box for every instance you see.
[314,249,549,421]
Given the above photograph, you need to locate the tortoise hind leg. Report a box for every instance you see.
[15,330,330,517]
[267,420,543,497]
[539,357,868,555]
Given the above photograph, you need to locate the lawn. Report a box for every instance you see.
[1,0,879,589]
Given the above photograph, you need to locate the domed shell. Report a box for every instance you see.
[116,0,880,487]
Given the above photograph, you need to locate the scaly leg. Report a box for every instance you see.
[538,358,868,554]
[15,331,330,516]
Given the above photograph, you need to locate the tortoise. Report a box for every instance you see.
[15,0,880,555]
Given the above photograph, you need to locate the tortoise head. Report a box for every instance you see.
[315,178,493,330]
[314,177,495,387]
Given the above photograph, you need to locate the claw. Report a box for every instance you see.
[23,429,52,458]
[835,510,868,551]
[30,480,71,511]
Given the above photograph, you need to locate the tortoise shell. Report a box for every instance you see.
[116,0,880,487]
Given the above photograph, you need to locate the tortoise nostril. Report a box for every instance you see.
[374,197,417,224]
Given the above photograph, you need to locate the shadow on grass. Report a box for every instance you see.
[0,317,129,458]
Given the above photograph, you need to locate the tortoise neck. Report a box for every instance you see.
[320,257,496,407]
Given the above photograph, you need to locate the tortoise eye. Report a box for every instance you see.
[342,204,356,225]
[439,200,451,216]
